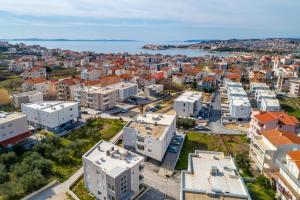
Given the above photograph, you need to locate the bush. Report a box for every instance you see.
[0,164,9,184]
[19,169,46,193]
[235,153,250,170]
[256,175,272,189]
[177,117,196,129]
[0,151,17,169]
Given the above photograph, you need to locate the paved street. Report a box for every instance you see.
[143,162,180,200]
[209,91,242,135]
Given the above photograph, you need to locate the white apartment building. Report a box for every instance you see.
[249,129,300,174]
[144,84,164,97]
[174,91,202,117]
[225,81,251,120]
[288,78,300,97]
[79,86,119,111]
[12,91,43,108]
[224,81,243,91]
[80,67,102,81]
[21,101,80,133]
[250,82,269,93]
[112,82,138,101]
[180,150,250,200]
[260,98,281,112]
[229,96,252,120]
[123,113,176,161]
[255,90,276,105]
[83,140,144,200]
[22,66,47,80]
[276,151,300,200]
[0,112,30,148]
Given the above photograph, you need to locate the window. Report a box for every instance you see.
[97,191,102,195]
[148,149,152,152]
[120,175,127,196]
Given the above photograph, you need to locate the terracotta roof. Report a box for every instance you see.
[255,112,300,126]
[203,76,216,82]
[287,150,300,169]
[24,78,47,84]
[224,73,241,80]
[262,129,300,147]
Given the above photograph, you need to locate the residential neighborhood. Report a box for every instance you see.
[0,39,300,200]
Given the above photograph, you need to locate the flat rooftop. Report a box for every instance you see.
[0,112,26,124]
[182,151,249,199]
[12,90,42,97]
[22,101,78,113]
[127,113,175,139]
[175,91,202,103]
[228,87,247,96]
[261,98,280,107]
[256,90,276,98]
[83,140,144,178]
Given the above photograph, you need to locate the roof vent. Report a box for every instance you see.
[210,166,219,176]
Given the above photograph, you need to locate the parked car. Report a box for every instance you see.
[120,109,129,113]
[173,135,183,141]
[81,111,88,114]
[167,148,178,153]
[170,140,181,145]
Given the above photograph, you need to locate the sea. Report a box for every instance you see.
[10,40,232,57]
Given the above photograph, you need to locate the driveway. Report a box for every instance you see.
[209,91,242,135]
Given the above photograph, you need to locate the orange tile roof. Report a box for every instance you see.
[287,150,300,169]
[262,129,300,147]
[203,76,216,82]
[24,78,47,84]
[224,73,241,80]
[255,112,300,126]
[29,66,45,72]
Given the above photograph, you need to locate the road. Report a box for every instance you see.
[209,91,242,135]
[143,162,180,200]
[28,130,124,200]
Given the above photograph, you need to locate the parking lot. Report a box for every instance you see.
[160,132,185,171]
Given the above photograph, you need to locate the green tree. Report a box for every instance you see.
[0,164,9,184]
[256,175,272,189]
[19,169,46,193]
[0,151,17,169]
[235,153,250,170]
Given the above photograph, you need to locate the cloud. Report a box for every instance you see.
[0,0,298,27]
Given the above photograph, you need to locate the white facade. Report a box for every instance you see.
[80,68,102,81]
[144,84,163,97]
[250,82,269,93]
[83,140,144,200]
[260,98,281,112]
[174,91,202,117]
[289,79,300,97]
[12,91,43,108]
[180,150,250,200]
[112,82,138,101]
[0,112,29,146]
[21,101,79,133]
[123,113,176,161]
[229,96,252,119]
[276,151,300,200]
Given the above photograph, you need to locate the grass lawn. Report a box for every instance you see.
[70,178,96,200]
[175,132,249,170]
[247,183,276,200]
[278,96,300,119]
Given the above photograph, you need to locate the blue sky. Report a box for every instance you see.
[0,0,299,41]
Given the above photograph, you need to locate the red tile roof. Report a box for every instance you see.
[255,112,299,126]
[262,129,300,147]
[24,78,48,84]
[287,150,300,169]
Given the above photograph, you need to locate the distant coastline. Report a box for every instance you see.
[1,38,139,42]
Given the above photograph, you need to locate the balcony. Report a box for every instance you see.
[139,165,144,171]
[139,175,144,181]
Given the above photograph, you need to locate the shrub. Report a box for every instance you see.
[256,175,272,189]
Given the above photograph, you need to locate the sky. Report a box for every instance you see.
[0,0,299,41]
